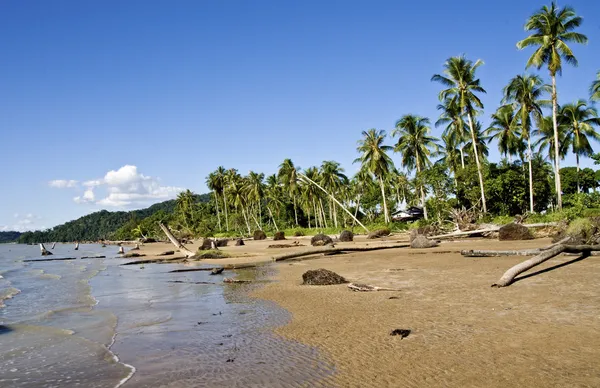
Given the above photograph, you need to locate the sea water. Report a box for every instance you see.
[0,244,334,387]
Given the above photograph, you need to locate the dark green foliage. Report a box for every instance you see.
[560,167,598,194]
[0,231,21,243]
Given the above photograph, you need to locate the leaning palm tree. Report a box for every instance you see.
[435,97,467,168]
[503,73,549,212]
[277,159,300,226]
[392,115,439,220]
[432,55,488,212]
[591,71,600,102]
[464,120,490,162]
[354,129,395,223]
[486,105,525,162]
[244,171,265,228]
[517,2,588,208]
[560,100,600,192]
[319,160,348,228]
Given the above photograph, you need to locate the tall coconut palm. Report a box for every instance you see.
[392,115,439,220]
[227,171,251,235]
[206,171,223,231]
[435,97,467,168]
[354,129,395,223]
[176,189,195,231]
[264,174,283,231]
[350,167,374,226]
[244,171,265,228]
[464,120,490,162]
[560,100,600,192]
[300,167,322,228]
[503,73,549,212]
[215,166,229,231]
[517,2,588,208]
[486,105,525,161]
[591,71,600,102]
[319,160,348,228]
[432,55,488,212]
[277,159,300,226]
[533,115,570,164]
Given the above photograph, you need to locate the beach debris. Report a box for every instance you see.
[199,238,218,251]
[253,230,267,240]
[273,231,286,240]
[367,228,391,239]
[39,243,53,256]
[123,252,145,258]
[348,283,401,292]
[235,239,245,246]
[389,329,411,338]
[410,235,439,249]
[339,230,354,242]
[159,222,196,258]
[130,244,140,251]
[118,246,125,254]
[157,250,175,256]
[74,242,79,250]
[215,239,229,247]
[24,257,76,262]
[461,237,571,257]
[498,223,534,241]
[51,242,56,249]
[101,243,106,248]
[492,243,600,287]
[140,238,156,243]
[195,250,230,259]
[81,255,106,259]
[389,296,400,299]
[302,268,347,285]
[210,267,224,275]
[311,234,333,246]
[223,278,251,284]
[268,241,303,249]
[197,321,206,325]
[226,358,235,363]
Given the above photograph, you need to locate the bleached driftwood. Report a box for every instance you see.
[492,244,600,287]
[40,243,53,256]
[271,244,410,262]
[347,283,400,292]
[118,246,125,254]
[158,222,195,258]
[431,222,558,240]
[51,242,56,249]
[74,242,79,251]
[462,237,571,257]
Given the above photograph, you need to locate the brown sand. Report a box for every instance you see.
[249,238,600,388]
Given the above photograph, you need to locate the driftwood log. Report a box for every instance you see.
[158,222,195,258]
[431,222,558,240]
[39,243,53,256]
[492,244,600,287]
[74,242,79,250]
[271,243,410,262]
[462,237,571,257]
[347,283,400,292]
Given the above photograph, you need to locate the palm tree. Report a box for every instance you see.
[244,171,265,228]
[265,174,283,231]
[517,2,588,208]
[503,73,549,212]
[354,129,395,223]
[349,167,374,227]
[432,55,488,212]
[300,167,321,228]
[591,71,600,102]
[176,189,195,231]
[486,105,525,161]
[215,166,229,231]
[319,160,348,228]
[464,120,490,162]
[392,115,439,220]
[560,100,600,192]
[206,171,223,231]
[533,115,570,165]
[227,171,251,235]
[277,159,300,226]
[436,97,467,168]
[437,132,462,187]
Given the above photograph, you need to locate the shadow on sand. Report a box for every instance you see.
[513,253,590,284]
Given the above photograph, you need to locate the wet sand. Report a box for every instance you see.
[134,235,600,387]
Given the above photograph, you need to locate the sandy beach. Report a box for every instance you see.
[135,234,600,387]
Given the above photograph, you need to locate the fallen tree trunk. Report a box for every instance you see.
[24,257,76,262]
[158,222,195,258]
[492,244,600,287]
[431,222,558,240]
[462,237,571,257]
[347,283,400,292]
[271,244,410,262]
[40,243,53,256]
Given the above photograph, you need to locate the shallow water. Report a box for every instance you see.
[0,244,334,387]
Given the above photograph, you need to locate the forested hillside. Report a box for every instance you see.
[0,231,22,243]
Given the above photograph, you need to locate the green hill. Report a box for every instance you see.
[17,194,210,243]
[0,231,22,243]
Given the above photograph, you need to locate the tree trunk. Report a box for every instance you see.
[240,206,251,236]
[40,243,53,256]
[223,193,229,231]
[312,198,319,228]
[528,138,534,213]
[320,198,328,228]
[214,191,222,231]
[576,153,581,193]
[467,112,487,213]
[293,196,298,226]
[551,74,562,209]
[352,195,361,227]
[460,147,465,169]
[158,223,195,258]
[267,206,279,231]
[379,175,389,223]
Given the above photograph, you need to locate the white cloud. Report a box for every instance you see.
[49,179,78,188]
[61,165,183,208]
[2,214,44,232]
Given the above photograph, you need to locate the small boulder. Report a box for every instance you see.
[311,234,333,246]
[140,238,156,243]
[200,238,218,250]
[367,228,391,239]
[253,230,267,240]
[273,231,286,241]
[302,269,347,285]
[210,267,224,275]
[410,235,439,248]
[235,239,245,246]
[498,223,534,241]
[339,230,354,242]
[215,239,228,247]
[157,250,175,256]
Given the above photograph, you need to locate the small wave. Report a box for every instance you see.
[0,287,21,308]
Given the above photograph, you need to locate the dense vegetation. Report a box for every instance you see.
[0,231,22,243]
[14,3,600,243]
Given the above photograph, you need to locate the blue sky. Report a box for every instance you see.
[1,0,599,231]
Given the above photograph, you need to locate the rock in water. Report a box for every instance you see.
[410,235,439,248]
[273,231,285,240]
[210,267,224,275]
[157,250,175,256]
[235,239,245,246]
[253,230,267,240]
[339,230,354,242]
[498,223,534,241]
[367,228,391,239]
[311,234,333,246]
[302,269,347,285]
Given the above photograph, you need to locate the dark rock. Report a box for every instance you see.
[253,230,267,240]
[498,223,534,241]
[367,228,391,239]
[215,239,228,247]
[273,231,286,240]
[339,230,354,242]
[200,238,218,250]
[210,267,224,275]
[157,250,175,256]
[311,234,333,246]
[123,252,145,258]
[389,329,411,338]
[235,239,245,246]
[302,268,347,285]
[140,238,156,243]
[410,235,439,248]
